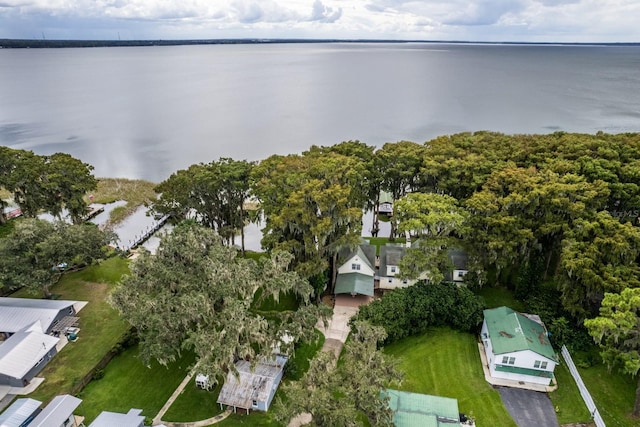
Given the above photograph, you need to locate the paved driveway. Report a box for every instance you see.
[497,387,559,427]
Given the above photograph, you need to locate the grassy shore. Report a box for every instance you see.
[90,178,158,226]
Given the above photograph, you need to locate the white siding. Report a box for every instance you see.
[452,269,468,282]
[337,255,375,276]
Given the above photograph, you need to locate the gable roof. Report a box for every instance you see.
[448,249,468,270]
[0,398,42,427]
[483,306,558,362]
[379,244,406,272]
[217,356,287,409]
[0,326,59,379]
[334,273,374,296]
[89,409,144,427]
[29,395,81,427]
[0,298,78,334]
[340,244,376,271]
[382,389,460,427]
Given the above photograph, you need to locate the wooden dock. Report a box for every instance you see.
[121,214,170,252]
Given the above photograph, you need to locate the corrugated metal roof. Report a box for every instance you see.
[0,398,41,427]
[334,273,374,296]
[88,409,144,427]
[29,395,81,427]
[483,306,558,362]
[217,356,287,410]
[383,389,460,427]
[0,327,59,378]
[0,298,78,334]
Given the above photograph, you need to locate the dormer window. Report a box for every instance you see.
[390,266,397,273]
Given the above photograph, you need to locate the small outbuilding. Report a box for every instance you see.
[217,355,288,413]
[382,389,470,427]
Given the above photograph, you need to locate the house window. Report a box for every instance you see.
[534,360,541,368]
[351,263,360,271]
[508,357,515,365]
[388,278,393,283]
[402,279,408,284]
[502,356,509,364]
[390,266,397,273]
[540,361,548,369]
[457,271,465,278]
[252,400,258,407]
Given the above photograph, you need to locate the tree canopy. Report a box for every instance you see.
[0,218,115,297]
[0,148,96,223]
[277,321,401,427]
[109,222,329,380]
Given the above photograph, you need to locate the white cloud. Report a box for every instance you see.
[0,0,639,41]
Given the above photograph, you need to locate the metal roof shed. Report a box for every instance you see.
[0,326,59,387]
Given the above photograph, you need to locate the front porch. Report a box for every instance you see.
[477,343,557,392]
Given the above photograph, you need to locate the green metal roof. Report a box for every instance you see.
[495,364,555,378]
[382,389,460,427]
[379,191,394,204]
[334,273,374,296]
[484,306,558,362]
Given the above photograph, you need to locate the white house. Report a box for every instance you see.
[378,244,414,290]
[217,355,288,413]
[334,244,376,297]
[444,249,469,283]
[29,394,82,427]
[481,306,559,386]
[89,409,145,427]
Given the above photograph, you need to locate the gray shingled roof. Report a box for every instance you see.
[379,244,407,274]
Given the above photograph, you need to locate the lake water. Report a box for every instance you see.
[2,43,640,182]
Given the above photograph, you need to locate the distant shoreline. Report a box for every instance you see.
[1,38,639,49]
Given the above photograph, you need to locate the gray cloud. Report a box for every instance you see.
[443,0,526,26]
[310,0,342,23]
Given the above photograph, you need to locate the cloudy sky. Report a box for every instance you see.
[0,0,638,42]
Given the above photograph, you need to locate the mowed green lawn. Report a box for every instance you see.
[10,256,131,403]
[77,344,196,424]
[384,328,517,427]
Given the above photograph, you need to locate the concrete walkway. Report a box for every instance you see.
[288,296,367,426]
[152,371,233,427]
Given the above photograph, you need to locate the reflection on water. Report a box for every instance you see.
[361,210,391,238]
[89,200,127,227]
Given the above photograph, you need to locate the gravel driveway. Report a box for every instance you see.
[497,387,560,427]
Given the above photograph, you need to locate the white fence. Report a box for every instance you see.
[560,345,606,427]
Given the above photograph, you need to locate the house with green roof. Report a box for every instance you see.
[481,306,559,386]
[382,389,472,427]
[334,244,376,297]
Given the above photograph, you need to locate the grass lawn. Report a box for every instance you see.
[579,363,638,427]
[548,361,591,424]
[286,329,325,381]
[10,256,131,403]
[163,376,225,422]
[475,286,525,312]
[214,411,281,426]
[0,219,16,238]
[384,328,517,427]
[77,344,196,423]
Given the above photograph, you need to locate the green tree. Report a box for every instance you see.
[560,211,640,318]
[277,321,401,426]
[0,219,115,298]
[394,192,468,282]
[154,158,254,252]
[44,153,97,224]
[375,141,427,238]
[585,288,640,416]
[251,149,365,288]
[109,222,328,380]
